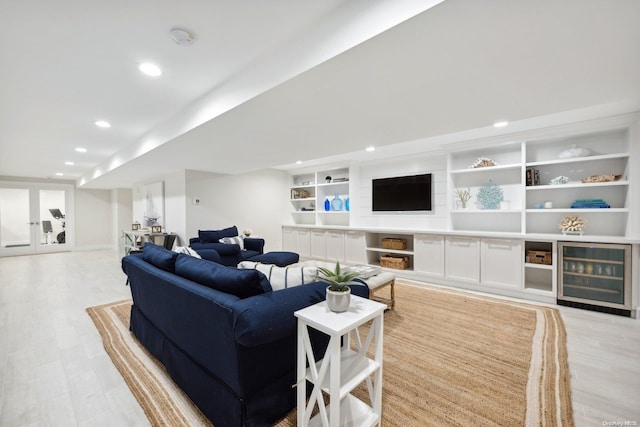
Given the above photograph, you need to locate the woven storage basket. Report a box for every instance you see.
[380,254,409,270]
[526,250,552,265]
[381,238,407,250]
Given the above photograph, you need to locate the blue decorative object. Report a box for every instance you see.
[331,194,343,211]
[324,198,330,211]
[345,197,350,211]
[477,180,503,209]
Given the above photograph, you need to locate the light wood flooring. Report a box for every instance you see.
[0,250,638,426]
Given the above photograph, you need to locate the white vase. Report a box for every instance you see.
[326,286,351,312]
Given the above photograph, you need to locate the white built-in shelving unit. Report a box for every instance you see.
[524,129,630,237]
[284,114,638,307]
[289,167,350,227]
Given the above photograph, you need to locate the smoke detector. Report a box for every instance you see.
[169,27,196,46]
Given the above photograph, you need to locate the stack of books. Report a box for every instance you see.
[526,169,540,186]
[571,199,610,208]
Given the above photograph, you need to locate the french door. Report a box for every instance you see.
[0,181,74,257]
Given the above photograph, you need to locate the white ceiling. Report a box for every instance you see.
[1,0,639,189]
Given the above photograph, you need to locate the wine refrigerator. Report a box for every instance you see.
[557,241,633,317]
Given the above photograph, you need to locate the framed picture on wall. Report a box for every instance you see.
[133,181,165,228]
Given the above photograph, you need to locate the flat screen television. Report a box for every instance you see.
[372,173,432,212]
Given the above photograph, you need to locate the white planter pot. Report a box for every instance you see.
[326,286,351,312]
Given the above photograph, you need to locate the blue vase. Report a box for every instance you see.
[331,194,343,211]
[324,198,330,211]
[345,197,350,211]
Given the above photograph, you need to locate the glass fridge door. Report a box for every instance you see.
[559,242,631,309]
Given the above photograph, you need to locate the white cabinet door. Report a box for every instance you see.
[296,229,311,258]
[282,228,297,252]
[414,234,445,278]
[344,231,367,264]
[326,231,345,262]
[481,238,522,288]
[310,230,327,259]
[445,236,480,283]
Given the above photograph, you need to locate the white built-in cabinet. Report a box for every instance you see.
[480,238,522,288]
[283,228,311,258]
[445,236,480,283]
[344,231,367,265]
[310,230,327,259]
[413,234,445,279]
[326,230,345,262]
[285,228,366,265]
[282,113,637,306]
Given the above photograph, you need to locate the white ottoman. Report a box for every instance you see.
[292,260,396,310]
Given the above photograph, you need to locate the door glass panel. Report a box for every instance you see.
[0,188,31,248]
[39,190,66,246]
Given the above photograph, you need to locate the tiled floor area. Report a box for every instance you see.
[1,250,639,426]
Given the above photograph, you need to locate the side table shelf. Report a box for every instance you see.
[295,296,386,427]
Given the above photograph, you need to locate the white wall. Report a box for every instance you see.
[75,188,112,249]
[350,153,448,230]
[111,188,132,253]
[164,171,187,245]
[185,169,289,251]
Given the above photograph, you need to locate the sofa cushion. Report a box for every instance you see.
[142,243,178,272]
[175,254,271,298]
[199,226,239,244]
[173,246,202,259]
[238,261,318,291]
[219,235,244,250]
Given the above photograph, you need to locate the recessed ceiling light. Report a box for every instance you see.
[296,160,302,165]
[55,173,64,176]
[366,146,375,152]
[75,147,87,153]
[493,121,509,128]
[65,161,74,166]
[95,120,111,128]
[139,62,162,77]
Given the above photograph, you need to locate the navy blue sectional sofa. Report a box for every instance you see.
[122,244,368,427]
[189,225,265,266]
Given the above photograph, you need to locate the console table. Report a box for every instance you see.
[295,296,386,427]
[122,229,166,255]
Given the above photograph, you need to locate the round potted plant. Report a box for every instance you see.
[317,262,361,312]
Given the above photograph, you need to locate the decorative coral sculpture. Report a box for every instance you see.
[469,157,497,168]
[455,188,471,209]
[559,216,586,234]
[477,180,503,209]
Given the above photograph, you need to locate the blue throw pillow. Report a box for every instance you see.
[198,226,239,243]
[175,254,272,298]
[142,243,178,272]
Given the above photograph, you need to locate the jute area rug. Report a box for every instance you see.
[87,281,573,426]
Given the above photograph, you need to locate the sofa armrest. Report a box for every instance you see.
[244,237,265,253]
[189,237,201,246]
[232,282,369,347]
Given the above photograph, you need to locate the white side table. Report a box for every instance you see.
[295,295,386,427]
